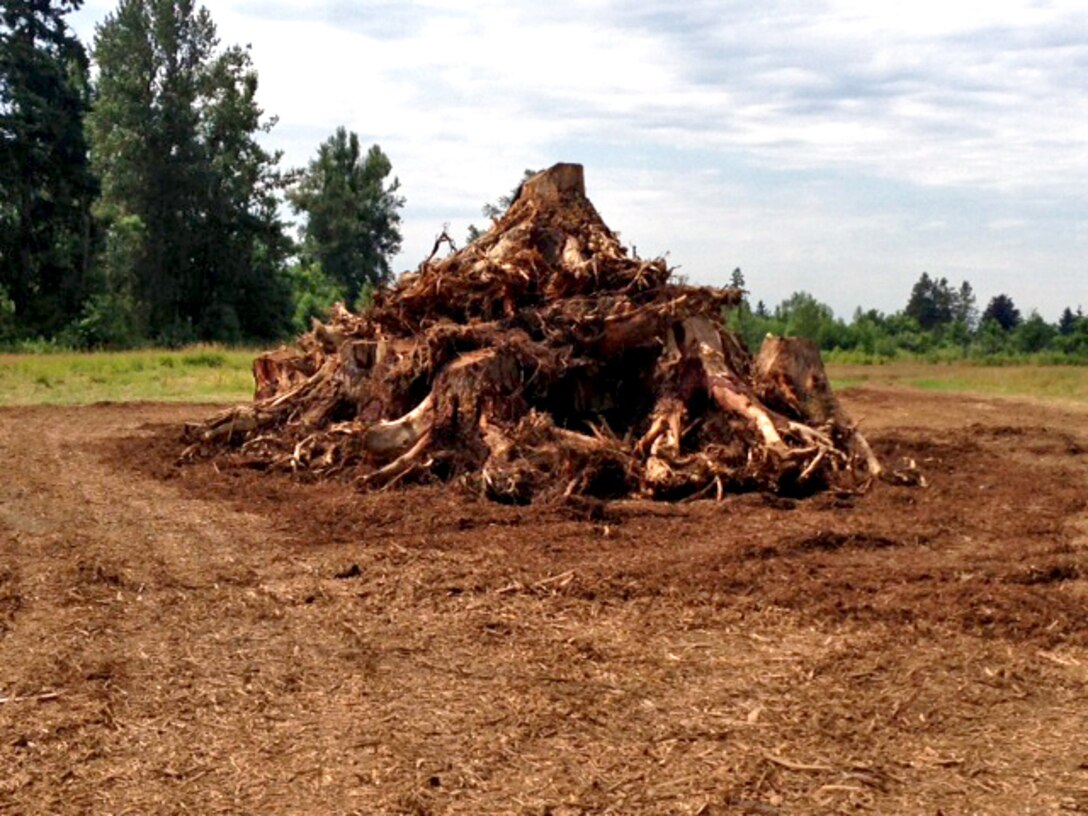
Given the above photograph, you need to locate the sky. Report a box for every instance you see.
[69,0,1088,320]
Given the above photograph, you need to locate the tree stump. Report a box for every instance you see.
[183,163,886,501]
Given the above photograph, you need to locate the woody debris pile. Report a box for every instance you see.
[182,163,886,502]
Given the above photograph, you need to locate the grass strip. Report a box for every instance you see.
[0,346,260,406]
[829,362,1088,403]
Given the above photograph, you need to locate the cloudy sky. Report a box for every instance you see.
[70,0,1088,320]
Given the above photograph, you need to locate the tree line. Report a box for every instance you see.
[3,1,1085,360]
[1,0,402,347]
[729,270,1088,361]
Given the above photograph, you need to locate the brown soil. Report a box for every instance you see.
[1,389,1087,815]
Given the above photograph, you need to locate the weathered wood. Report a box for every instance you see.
[182,163,886,501]
[253,347,313,401]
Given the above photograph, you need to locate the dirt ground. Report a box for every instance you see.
[1,388,1086,815]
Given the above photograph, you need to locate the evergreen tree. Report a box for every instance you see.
[980,294,1021,331]
[193,41,293,340]
[0,0,96,335]
[88,0,290,343]
[1058,306,1078,336]
[952,280,977,330]
[289,127,404,305]
[904,272,955,331]
[1057,310,1088,356]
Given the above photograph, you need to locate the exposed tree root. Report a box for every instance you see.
[182,163,896,501]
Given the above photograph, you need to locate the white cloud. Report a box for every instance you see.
[68,0,1088,319]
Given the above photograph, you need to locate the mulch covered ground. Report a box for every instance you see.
[1,388,1086,814]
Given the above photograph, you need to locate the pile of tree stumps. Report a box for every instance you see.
[183,163,886,502]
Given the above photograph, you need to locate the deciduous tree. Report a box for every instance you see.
[1013,310,1056,354]
[980,294,1021,332]
[88,0,290,343]
[289,128,404,306]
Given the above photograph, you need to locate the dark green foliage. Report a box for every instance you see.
[1058,307,1078,336]
[0,284,15,340]
[727,277,1086,364]
[954,281,977,330]
[87,0,291,345]
[729,291,838,352]
[285,261,345,334]
[903,272,977,333]
[1055,314,1088,356]
[2,11,1084,369]
[775,291,835,342]
[289,127,403,305]
[981,294,1021,332]
[68,290,138,348]
[905,272,950,330]
[0,0,96,336]
[1013,311,1056,354]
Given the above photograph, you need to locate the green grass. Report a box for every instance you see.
[0,345,260,406]
[4,350,1087,408]
[829,362,1088,404]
